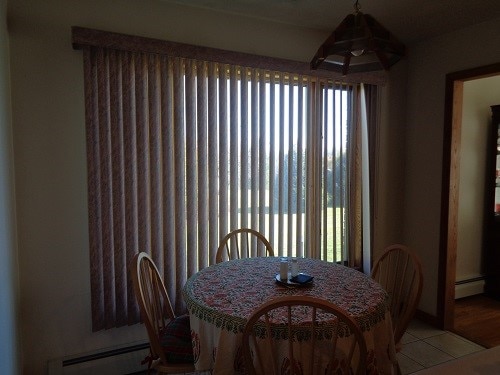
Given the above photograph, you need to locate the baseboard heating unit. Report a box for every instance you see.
[455,276,485,299]
[47,342,150,375]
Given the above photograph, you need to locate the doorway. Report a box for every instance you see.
[439,63,500,332]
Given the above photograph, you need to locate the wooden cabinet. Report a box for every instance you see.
[484,105,500,299]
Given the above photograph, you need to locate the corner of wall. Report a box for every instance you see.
[0,0,20,373]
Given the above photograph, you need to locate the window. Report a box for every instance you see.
[73,27,379,330]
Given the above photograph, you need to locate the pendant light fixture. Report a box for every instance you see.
[310,0,405,75]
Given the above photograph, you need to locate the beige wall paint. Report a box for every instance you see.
[373,61,409,258]
[405,18,500,315]
[7,0,407,372]
[1,0,18,373]
[456,76,500,285]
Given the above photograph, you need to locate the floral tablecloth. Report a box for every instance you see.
[182,257,397,374]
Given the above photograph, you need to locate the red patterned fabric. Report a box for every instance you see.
[183,257,398,374]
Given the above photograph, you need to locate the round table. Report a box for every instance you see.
[183,257,397,374]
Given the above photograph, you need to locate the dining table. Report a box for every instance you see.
[182,256,398,374]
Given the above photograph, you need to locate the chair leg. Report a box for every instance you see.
[395,361,402,375]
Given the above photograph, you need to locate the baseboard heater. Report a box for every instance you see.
[455,276,485,299]
[48,341,150,375]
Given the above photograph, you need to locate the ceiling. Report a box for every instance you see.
[161,0,500,44]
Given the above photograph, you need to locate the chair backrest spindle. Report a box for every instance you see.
[216,228,274,263]
[371,244,423,348]
[242,296,367,375]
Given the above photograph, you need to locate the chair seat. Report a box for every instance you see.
[159,314,194,364]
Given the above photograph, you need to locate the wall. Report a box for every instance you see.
[373,61,409,257]
[456,76,500,297]
[0,0,18,373]
[6,0,408,373]
[405,18,500,315]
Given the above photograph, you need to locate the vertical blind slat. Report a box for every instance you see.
[96,48,116,329]
[197,61,209,270]
[296,77,304,258]
[323,83,330,261]
[311,81,323,259]
[208,62,218,264]
[287,79,294,252]
[258,70,266,255]
[255,71,269,255]
[240,68,249,232]
[230,66,239,240]
[219,64,229,246]
[278,75,285,257]
[161,56,176,308]
[348,85,360,266]
[148,54,163,271]
[109,50,128,326]
[185,59,198,276]
[336,82,342,261]
[173,58,187,312]
[305,78,313,260]
[333,82,338,261]
[250,69,259,244]
[85,47,105,331]
[339,83,345,261]
[268,73,276,249]
[135,53,151,268]
[122,51,140,324]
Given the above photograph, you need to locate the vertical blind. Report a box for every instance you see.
[78,32,374,330]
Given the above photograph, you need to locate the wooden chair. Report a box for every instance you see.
[371,244,423,350]
[215,228,274,263]
[242,295,367,375]
[130,252,195,374]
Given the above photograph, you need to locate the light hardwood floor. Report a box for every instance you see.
[453,294,500,348]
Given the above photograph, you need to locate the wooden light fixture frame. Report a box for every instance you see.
[310,0,405,75]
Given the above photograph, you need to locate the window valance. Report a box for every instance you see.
[71,26,387,86]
